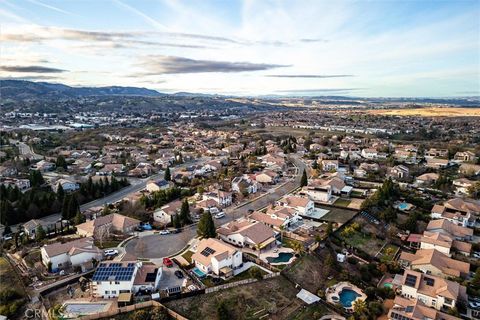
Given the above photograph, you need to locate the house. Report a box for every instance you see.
[192,238,242,278]
[431,198,480,227]
[415,173,439,186]
[388,165,410,180]
[388,296,461,320]
[52,179,80,193]
[361,148,378,160]
[145,179,173,192]
[277,196,315,216]
[76,213,140,238]
[425,148,449,159]
[255,170,279,184]
[426,158,451,170]
[395,149,418,164]
[153,200,183,224]
[0,178,30,190]
[23,216,63,239]
[459,163,480,176]
[32,160,55,172]
[203,190,233,207]
[41,237,102,272]
[217,219,277,253]
[250,207,299,231]
[399,249,470,278]
[92,261,161,298]
[419,231,471,256]
[454,151,477,163]
[425,219,473,242]
[400,269,467,311]
[452,178,475,195]
[321,159,339,172]
[231,176,258,195]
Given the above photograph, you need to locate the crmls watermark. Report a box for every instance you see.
[24,309,42,319]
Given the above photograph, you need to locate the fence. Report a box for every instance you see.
[205,272,281,294]
[77,300,188,320]
[243,253,279,272]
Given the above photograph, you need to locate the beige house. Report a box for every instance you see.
[217,219,277,253]
[399,249,470,279]
[76,213,140,238]
[400,270,467,311]
[388,296,461,320]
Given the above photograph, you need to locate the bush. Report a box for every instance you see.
[347,257,358,265]
[0,289,21,304]
[249,267,263,280]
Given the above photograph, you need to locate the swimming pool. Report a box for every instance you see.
[398,202,408,210]
[266,252,293,264]
[339,288,361,308]
[192,267,207,278]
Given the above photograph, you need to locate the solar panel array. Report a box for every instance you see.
[92,263,136,282]
[200,247,216,257]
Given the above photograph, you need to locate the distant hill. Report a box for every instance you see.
[0,80,164,99]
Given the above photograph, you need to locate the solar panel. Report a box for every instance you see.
[404,274,417,287]
[405,306,414,313]
[424,277,435,286]
[92,263,137,282]
[200,247,216,257]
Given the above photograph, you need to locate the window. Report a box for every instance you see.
[111,291,116,294]
[404,274,417,287]
[444,298,453,305]
[424,277,435,286]
[115,281,120,284]
[105,291,110,294]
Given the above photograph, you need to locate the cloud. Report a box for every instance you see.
[0,65,67,73]
[275,88,364,95]
[266,74,354,78]
[137,55,289,74]
[300,38,329,43]
[0,75,60,81]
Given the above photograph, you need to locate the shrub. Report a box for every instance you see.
[347,257,358,265]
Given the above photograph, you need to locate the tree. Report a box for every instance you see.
[197,211,216,238]
[179,199,191,226]
[164,166,171,181]
[29,170,45,188]
[217,300,231,320]
[61,195,71,220]
[468,182,480,199]
[56,183,65,202]
[56,155,67,170]
[172,214,181,228]
[300,169,308,187]
[326,221,333,237]
[35,225,46,241]
[67,195,80,220]
[73,211,85,225]
[353,299,368,317]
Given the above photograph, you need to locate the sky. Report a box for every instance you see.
[0,0,479,97]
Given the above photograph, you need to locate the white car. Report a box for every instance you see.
[159,230,170,235]
[104,249,119,256]
[214,212,225,219]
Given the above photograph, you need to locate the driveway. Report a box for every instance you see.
[124,227,197,259]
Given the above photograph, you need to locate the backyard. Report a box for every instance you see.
[165,277,309,320]
[0,257,27,318]
[318,206,358,225]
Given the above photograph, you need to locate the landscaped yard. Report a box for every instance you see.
[181,250,193,264]
[95,239,122,249]
[165,277,303,320]
[377,243,400,262]
[201,266,267,287]
[338,229,385,257]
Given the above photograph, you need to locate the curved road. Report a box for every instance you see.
[124,155,306,259]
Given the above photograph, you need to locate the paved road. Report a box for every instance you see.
[123,154,306,259]
[10,139,43,160]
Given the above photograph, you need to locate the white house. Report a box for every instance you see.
[52,179,80,193]
[145,179,173,192]
[192,238,242,278]
[153,200,183,224]
[277,196,315,216]
[217,219,277,253]
[231,176,258,194]
[92,261,142,298]
[361,148,378,160]
[321,159,339,172]
[41,237,102,272]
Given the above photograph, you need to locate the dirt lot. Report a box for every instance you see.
[165,277,313,320]
[368,107,480,117]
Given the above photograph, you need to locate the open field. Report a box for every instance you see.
[165,277,306,320]
[368,107,480,117]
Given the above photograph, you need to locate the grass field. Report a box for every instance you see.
[368,107,480,117]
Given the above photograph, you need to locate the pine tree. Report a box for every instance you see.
[35,225,46,241]
[68,195,80,220]
[56,155,67,170]
[62,195,71,220]
[197,211,216,238]
[73,211,85,225]
[57,183,65,201]
[179,199,191,226]
[172,214,180,228]
[164,167,171,181]
[300,169,308,187]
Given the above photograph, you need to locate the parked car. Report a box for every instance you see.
[174,270,184,279]
[214,212,225,219]
[104,249,119,256]
[159,230,170,235]
[163,257,173,267]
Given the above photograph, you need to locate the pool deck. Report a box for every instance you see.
[259,247,295,265]
[325,282,367,312]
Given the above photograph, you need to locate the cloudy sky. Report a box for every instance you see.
[1,0,479,97]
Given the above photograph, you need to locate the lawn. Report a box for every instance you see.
[377,243,400,262]
[333,198,351,208]
[94,239,122,249]
[166,277,302,320]
[318,206,358,225]
[181,250,194,264]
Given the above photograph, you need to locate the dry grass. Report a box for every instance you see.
[368,107,480,117]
